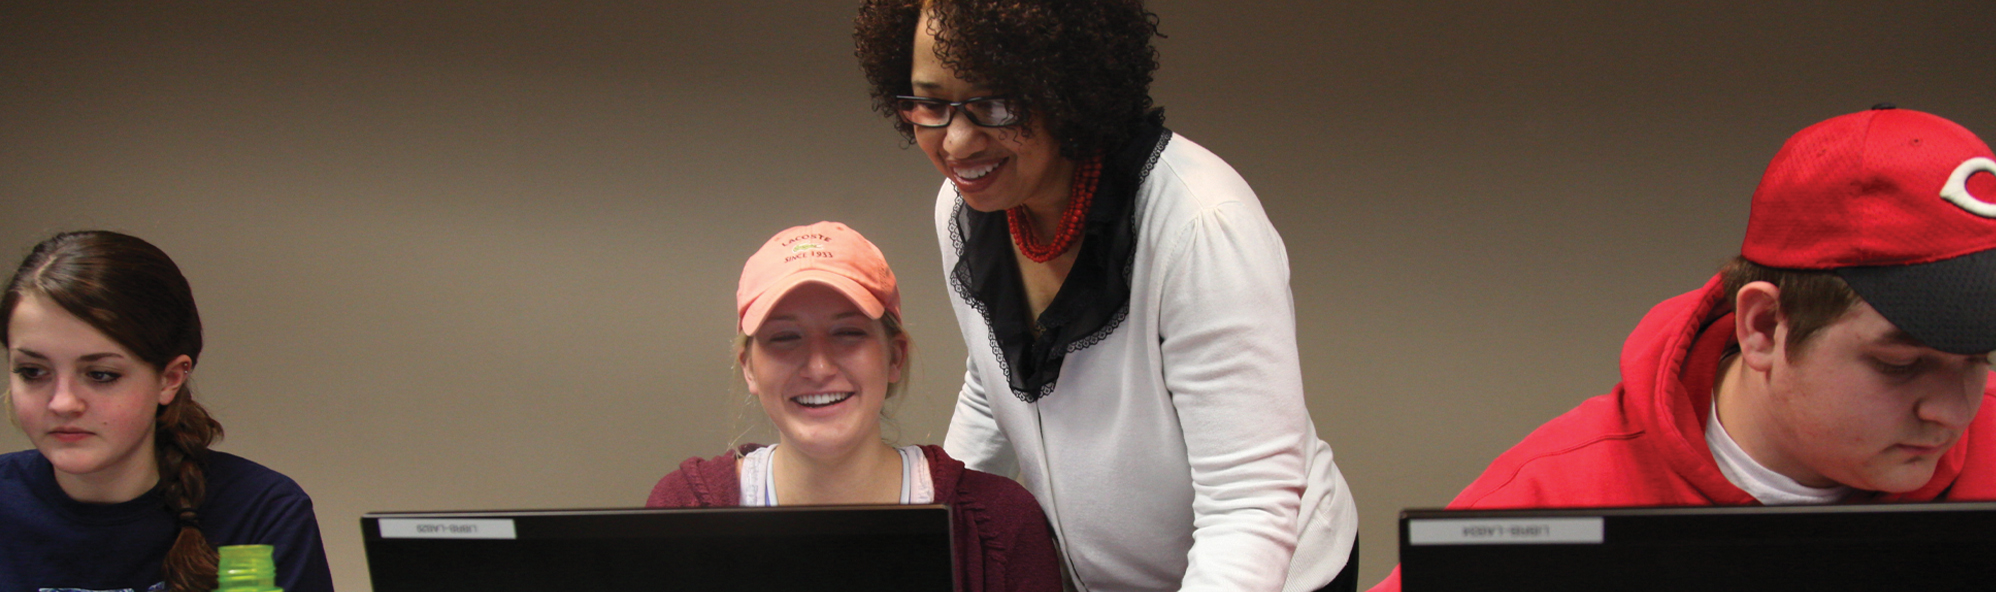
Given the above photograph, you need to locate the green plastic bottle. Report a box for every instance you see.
[213,545,283,592]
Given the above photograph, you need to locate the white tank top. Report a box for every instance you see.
[738,444,935,506]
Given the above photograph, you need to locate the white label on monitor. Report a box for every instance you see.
[378,518,518,539]
[1407,517,1604,545]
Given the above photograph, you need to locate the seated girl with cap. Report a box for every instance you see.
[1,231,334,592]
[646,221,1060,592]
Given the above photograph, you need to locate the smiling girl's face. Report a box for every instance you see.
[8,292,186,502]
[742,283,906,460]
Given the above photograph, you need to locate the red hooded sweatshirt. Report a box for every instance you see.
[1371,275,1996,591]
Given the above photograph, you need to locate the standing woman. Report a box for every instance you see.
[2,231,334,592]
[855,2,1359,591]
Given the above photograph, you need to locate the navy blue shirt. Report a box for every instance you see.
[0,450,333,592]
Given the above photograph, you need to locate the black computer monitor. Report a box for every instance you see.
[1399,501,1996,591]
[361,505,954,592]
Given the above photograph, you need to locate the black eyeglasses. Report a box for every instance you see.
[893,95,1021,128]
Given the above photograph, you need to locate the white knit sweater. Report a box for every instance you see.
[938,133,1358,592]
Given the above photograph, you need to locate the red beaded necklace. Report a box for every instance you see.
[1007,156,1102,263]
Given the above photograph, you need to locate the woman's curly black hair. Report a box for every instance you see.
[854,0,1164,161]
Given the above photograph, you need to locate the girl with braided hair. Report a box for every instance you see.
[1,231,332,592]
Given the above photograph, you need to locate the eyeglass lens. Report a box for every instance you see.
[896,97,1017,127]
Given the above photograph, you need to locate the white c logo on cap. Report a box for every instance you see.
[1941,156,1996,218]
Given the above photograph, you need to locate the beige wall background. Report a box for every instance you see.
[2,1,1991,588]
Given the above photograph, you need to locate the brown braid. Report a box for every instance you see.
[157,383,224,592]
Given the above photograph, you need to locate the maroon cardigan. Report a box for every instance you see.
[647,444,1063,592]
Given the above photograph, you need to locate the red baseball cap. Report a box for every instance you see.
[737,221,901,335]
[1742,105,1996,354]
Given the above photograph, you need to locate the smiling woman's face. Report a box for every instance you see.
[742,283,906,460]
[8,292,180,501]
[909,10,1075,215]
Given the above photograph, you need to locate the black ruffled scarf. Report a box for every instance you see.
[947,123,1172,403]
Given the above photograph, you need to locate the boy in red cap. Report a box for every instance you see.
[1371,106,1996,591]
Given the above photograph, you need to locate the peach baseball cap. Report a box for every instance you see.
[737,221,901,335]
